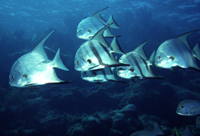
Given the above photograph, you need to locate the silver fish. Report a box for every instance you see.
[74,24,127,71]
[129,122,164,136]
[153,30,200,70]
[81,67,123,83]
[9,30,69,87]
[176,100,200,116]
[77,7,119,40]
[117,40,157,80]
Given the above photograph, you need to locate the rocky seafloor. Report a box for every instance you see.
[1,68,200,136]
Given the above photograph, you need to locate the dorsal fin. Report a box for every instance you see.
[92,7,108,24]
[176,29,200,50]
[32,29,55,60]
[133,39,151,60]
[91,23,112,48]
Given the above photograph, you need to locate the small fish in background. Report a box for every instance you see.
[152,30,200,71]
[77,7,119,40]
[9,30,70,87]
[117,40,158,80]
[176,100,200,116]
[74,24,128,71]
[129,122,164,136]
[81,67,125,83]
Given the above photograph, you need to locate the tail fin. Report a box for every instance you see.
[107,15,120,29]
[51,49,69,71]
[193,43,200,60]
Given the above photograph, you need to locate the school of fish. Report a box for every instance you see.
[74,7,200,83]
[9,7,200,85]
[7,7,200,136]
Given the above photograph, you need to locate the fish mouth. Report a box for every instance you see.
[176,111,189,116]
[77,34,81,38]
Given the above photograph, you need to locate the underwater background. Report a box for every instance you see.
[1,0,200,135]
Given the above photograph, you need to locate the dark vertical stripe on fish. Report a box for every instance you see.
[131,53,146,78]
[100,43,111,58]
[89,42,103,65]
[108,68,113,74]
[140,56,150,72]
[82,44,91,59]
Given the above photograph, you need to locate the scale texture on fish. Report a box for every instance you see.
[9,29,70,87]
[77,7,119,40]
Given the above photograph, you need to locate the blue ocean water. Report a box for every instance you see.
[0,0,200,135]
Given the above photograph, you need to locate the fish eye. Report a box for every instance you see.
[76,61,79,65]
[169,56,175,61]
[87,59,92,64]
[22,74,27,79]
[157,56,162,60]
[78,30,81,33]
[130,68,134,72]
[88,29,91,33]
[10,75,15,79]
[180,105,184,109]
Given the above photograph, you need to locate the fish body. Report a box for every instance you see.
[154,30,200,70]
[118,52,155,79]
[77,7,119,40]
[117,40,156,79]
[176,100,200,116]
[81,67,121,83]
[75,24,126,71]
[129,122,164,136]
[9,30,69,87]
